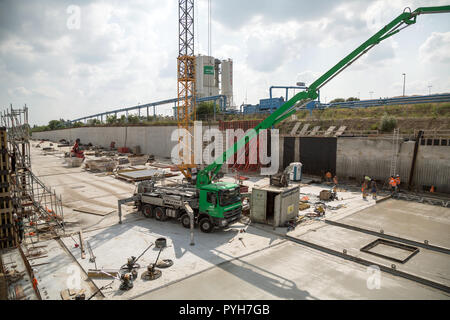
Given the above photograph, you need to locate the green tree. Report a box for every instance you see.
[118,115,127,124]
[330,98,345,103]
[48,119,67,130]
[196,102,220,118]
[87,119,101,125]
[31,125,50,132]
[73,122,84,128]
[127,114,140,124]
[106,115,117,124]
[346,97,360,102]
[380,113,397,132]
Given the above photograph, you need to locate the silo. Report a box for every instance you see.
[221,59,233,109]
[195,55,219,98]
[195,55,204,97]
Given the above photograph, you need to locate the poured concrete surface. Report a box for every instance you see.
[61,218,283,300]
[1,248,38,300]
[135,242,448,300]
[26,240,101,300]
[292,224,450,287]
[367,242,416,262]
[336,199,450,248]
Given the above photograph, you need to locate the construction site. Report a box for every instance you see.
[0,1,449,303]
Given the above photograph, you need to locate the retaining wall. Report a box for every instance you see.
[280,136,450,193]
[32,126,179,158]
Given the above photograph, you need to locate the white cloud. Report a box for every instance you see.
[296,71,320,87]
[8,87,32,97]
[420,32,450,64]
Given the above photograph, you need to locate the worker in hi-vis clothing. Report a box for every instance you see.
[389,176,397,194]
[395,175,401,192]
[325,171,332,183]
[361,179,368,200]
[71,138,85,160]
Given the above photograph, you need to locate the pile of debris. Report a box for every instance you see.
[85,158,117,172]
[128,155,149,166]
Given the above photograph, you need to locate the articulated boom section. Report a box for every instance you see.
[195,5,450,188]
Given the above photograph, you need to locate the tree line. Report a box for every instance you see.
[31,102,220,132]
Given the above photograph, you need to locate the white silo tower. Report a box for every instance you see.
[195,55,219,98]
[221,59,233,109]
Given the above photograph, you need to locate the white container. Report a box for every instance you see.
[65,157,83,167]
[289,162,303,181]
[251,185,300,227]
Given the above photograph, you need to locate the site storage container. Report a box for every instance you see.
[250,184,299,228]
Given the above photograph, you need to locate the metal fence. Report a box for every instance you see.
[313,93,450,110]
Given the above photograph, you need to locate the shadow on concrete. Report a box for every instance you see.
[62,209,316,300]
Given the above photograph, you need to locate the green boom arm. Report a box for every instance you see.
[196,5,450,188]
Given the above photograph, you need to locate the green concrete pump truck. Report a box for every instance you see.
[118,5,450,233]
[128,180,242,233]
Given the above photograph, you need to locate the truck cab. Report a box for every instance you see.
[198,182,242,232]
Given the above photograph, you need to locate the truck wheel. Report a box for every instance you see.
[154,207,168,221]
[142,204,154,218]
[180,214,191,229]
[199,217,213,233]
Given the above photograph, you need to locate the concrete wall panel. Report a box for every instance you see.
[32,126,179,158]
[337,137,450,192]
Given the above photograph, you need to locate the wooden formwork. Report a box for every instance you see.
[0,128,17,249]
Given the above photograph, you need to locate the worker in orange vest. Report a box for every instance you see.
[389,176,397,194]
[71,138,85,160]
[32,277,38,291]
[361,180,368,200]
[430,185,435,193]
[332,175,338,193]
[395,175,401,192]
[325,171,332,183]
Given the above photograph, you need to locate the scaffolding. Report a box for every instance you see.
[1,105,64,244]
[0,127,17,249]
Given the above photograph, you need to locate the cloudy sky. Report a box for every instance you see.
[0,0,449,126]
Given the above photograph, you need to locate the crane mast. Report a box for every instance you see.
[177,0,197,180]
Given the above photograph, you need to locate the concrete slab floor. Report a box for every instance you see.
[1,248,37,300]
[134,242,449,300]
[23,240,101,300]
[368,242,415,261]
[60,218,283,300]
[337,199,450,248]
[293,224,450,287]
